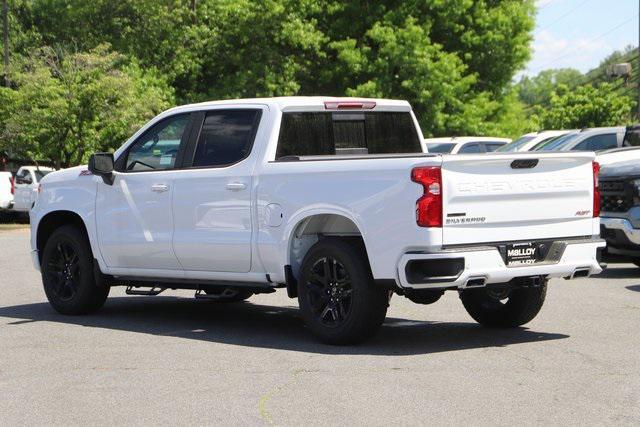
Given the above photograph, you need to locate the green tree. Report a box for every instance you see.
[11,0,536,137]
[540,83,634,129]
[0,44,174,167]
[516,68,584,107]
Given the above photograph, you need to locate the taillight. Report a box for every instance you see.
[593,161,600,217]
[411,166,442,227]
[9,176,14,195]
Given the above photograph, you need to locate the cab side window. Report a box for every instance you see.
[124,114,190,172]
[191,110,260,167]
[485,143,505,152]
[458,143,484,153]
[573,134,617,151]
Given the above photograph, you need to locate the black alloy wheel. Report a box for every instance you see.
[45,241,81,302]
[304,256,353,328]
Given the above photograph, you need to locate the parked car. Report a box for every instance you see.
[497,130,571,152]
[12,166,54,213]
[0,171,13,212]
[536,127,626,152]
[424,137,511,154]
[29,97,604,344]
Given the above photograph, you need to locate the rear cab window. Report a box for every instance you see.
[275,112,422,159]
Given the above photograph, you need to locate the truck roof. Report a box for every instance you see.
[166,96,412,113]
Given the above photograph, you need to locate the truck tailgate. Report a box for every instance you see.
[441,153,596,245]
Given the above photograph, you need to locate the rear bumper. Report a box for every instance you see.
[397,238,605,290]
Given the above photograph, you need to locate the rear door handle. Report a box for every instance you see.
[151,184,169,193]
[226,182,246,191]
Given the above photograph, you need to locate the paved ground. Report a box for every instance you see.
[0,228,639,425]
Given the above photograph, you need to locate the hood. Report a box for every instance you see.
[600,159,640,178]
[39,165,89,184]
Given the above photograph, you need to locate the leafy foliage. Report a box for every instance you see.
[540,83,634,129]
[0,0,538,166]
[1,45,173,167]
[514,46,638,130]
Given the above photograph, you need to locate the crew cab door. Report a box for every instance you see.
[171,107,264,273]
[95,113,194,270]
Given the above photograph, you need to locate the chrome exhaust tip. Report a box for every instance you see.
[464,277,487,288]
[570,268,591,279]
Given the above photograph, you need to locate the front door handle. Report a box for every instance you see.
[226,182,246,191]
[151,184,169,193]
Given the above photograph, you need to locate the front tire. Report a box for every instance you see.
[460,278,547,328]
[297,238,388,345]
[41,225,109,314]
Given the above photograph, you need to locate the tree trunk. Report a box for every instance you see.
[2,0,8,87]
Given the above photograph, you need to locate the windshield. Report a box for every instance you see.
[427,143,455,153]
[496,135,535,152]
[536,133,579,151]
[530,135,563,150]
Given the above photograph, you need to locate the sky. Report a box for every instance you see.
[522,0,638,76]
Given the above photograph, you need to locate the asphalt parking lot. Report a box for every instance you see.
[0,227,639,425]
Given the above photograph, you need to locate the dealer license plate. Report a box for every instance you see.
[506,242,542,266]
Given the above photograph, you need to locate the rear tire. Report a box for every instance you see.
[297,238,388,345]
[41,225,109,314]
[459,278,547,328]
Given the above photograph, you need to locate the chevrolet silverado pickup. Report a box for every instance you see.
[30,97,604,344]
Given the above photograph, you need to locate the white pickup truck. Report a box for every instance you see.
[30,97,604,344]
[12,166,54,213]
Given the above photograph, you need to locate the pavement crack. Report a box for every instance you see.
[258,369,311,426]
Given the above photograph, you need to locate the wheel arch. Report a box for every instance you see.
[36,210,90,265]
[285,210,372,296]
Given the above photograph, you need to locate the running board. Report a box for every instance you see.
[126,286,166,296]
[194,289,236,300]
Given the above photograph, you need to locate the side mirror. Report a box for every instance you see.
[88,153,115,185]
